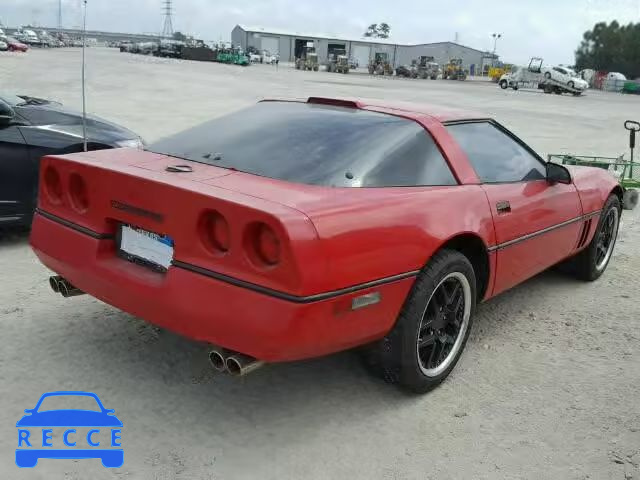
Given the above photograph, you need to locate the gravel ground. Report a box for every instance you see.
[1,48,639,480]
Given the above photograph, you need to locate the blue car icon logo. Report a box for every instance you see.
[16,391,123,468]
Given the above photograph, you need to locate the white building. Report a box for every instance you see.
[231,25,497,74]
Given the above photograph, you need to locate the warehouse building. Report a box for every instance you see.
[231,25,497,74]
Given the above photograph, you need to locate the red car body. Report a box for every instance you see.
[30,98,621,362]
[7,38,29,52]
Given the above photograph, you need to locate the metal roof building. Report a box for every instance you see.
[232,25,497,74]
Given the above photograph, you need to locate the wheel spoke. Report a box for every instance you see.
[607,213,614,230]
[430,290,443,313]
[427,339,441,368]
[451,291,464,315]
[444,281,461,305]
[437,341,450,364]
[418,333,436,349]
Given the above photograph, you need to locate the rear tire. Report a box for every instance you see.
[499,80,508,89]
[363,250,476,393]
[571,195,621,281]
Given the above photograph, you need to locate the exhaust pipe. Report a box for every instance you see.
[57,278,85,298]
[208,347,228,373]
[225,353,264,377]
[49,276,62,293]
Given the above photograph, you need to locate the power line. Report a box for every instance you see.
[161,0,174,38]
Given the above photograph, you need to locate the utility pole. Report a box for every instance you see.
[162,0,174,39]
[58,0,63,29]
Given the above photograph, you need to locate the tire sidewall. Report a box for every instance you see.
[385,250,477,392]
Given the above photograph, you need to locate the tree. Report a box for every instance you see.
[364,24,378,38]
[575,21,640,79]
[173,31,187,41]
[363,23,391,38]
[378,23,390,39]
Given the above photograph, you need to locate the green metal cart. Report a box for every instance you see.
[547,120,640,210]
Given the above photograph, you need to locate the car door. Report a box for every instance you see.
[446,121,583,295]
[0,100,31,223]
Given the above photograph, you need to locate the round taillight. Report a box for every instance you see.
[199,210,230,254]
[68,173,89,213]
[255,224,281,266]
[43,166,63,204]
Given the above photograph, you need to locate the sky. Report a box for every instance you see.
[1,0,639,65]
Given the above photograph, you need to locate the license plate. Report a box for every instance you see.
[118,225,174,272]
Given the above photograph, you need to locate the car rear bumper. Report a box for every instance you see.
[30,212,414,362]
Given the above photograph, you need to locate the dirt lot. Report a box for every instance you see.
[1,48,639,480]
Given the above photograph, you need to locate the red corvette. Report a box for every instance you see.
[6,37,29,52]
[30,97,622,392]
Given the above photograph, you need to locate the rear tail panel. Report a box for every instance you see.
[36,149,324,296]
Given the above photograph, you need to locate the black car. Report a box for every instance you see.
[0,93,143,227]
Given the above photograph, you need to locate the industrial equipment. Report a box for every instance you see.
[489,63,511,82]
[326,49,350,74]
[416,56,439,79]
[442,58,467,80]
[295,42,319,71]
[215,45,249,66]
[368,60,393,75]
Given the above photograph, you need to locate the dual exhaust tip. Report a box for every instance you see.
[49,276,85,298]
[209,348,264,376]
[48,276,261,376]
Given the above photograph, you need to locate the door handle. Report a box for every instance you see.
[496,201,511,214]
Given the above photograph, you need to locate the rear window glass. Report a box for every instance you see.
[148,102,456,188]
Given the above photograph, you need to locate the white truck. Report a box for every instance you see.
[499,57,588,96]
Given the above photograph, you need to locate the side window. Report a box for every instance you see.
[361,127,457,187]
[446,122,546,183]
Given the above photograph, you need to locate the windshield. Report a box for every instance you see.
[36,395,102,412]
[149,101,456,187]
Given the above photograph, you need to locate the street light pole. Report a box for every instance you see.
[491,33,502,66]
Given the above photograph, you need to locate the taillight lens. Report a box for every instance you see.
[43,166,63,204]
[255,224,281,266]
[199,210,230,254]
[68,173,89,213]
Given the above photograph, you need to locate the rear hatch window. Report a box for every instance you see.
[148,102,456,188]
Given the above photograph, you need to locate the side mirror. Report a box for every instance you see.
[0,104,15,125]
[546,162,572,184]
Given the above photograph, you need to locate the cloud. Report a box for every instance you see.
[1,0,638,65]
